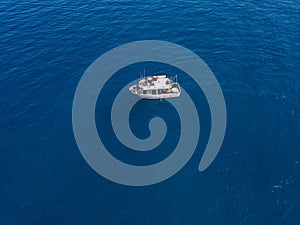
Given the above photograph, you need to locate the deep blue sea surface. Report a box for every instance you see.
[1,0,300,224]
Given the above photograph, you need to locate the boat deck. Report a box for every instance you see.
[129,75,181,99]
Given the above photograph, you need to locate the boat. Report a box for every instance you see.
[129,74,181,99]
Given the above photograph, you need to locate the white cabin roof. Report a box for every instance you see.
[138,75,174,90]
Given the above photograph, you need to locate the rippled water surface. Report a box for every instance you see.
[0,0,299,224]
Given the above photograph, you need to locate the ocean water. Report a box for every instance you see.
[1,0,300,224]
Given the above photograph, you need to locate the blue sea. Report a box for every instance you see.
[1,0,300,224]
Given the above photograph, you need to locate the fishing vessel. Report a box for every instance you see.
[129,74,181,99]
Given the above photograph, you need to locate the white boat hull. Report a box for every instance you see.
[129,87,181,99]
[137,92,181,99]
